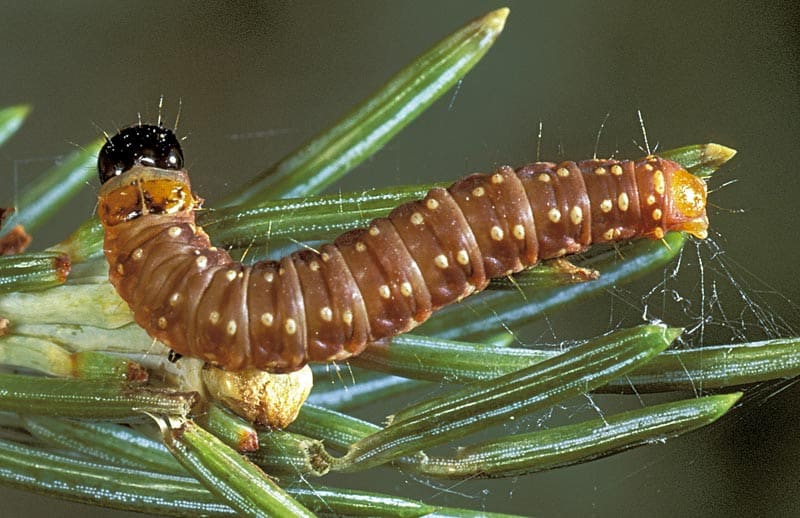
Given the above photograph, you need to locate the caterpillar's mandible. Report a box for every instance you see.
[97,125,709,373]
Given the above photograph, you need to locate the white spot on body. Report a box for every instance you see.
[490,226,504,241]
[320,306,333,322]
[321,252,330,262]
[557,167,570,177]
[226,320,237,336]
[400,282,413,296]
[646,194,656,206]
[209,311,220,324]
[157,317,167,329]
[309,261,320,272]
[548,208,562,223]
[225,270,237,282]
[261,313,274,327]
[168,226,182,238]
[491,173,504,184]
[570,206,583,225]
[426,198,439,210]
[618,192,630,212]
[285,318,297,335]
[652,208,663,220]
[263,271,274,282]
[355,242,367,252]
[513,224,525,240]
[600,199,613,213]
[368,226,380,236]
[410,212,424,225]
[594,166,607,176]
[195,256,208,269]
[538,174,551,183]
[611,164,623,176]
[132,248,144,260]
[472,186,485,197]
[653,170,665,195]
[456,249,470,265]
[379,285,391,299]
[434,254,449,269]
[169,292,181,306]
[342,310,353,325]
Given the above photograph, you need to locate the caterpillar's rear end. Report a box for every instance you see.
[97,125,708,373]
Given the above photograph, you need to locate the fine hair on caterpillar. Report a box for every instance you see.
[97,124,709,372]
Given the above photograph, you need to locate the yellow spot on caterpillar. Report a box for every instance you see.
[132,248,144,260]
[548,208,561,223]
[400,282,413,296]
[491,173,504,184]
[435,254,449,269]
[644,163,654,172]
[169,292,181,306]
[570,206,583,225]
[285,318,297,335]
[618,192,630,212]
[410,212,424,225]
[226,320,237,336]
[472,186,485,197]
[369,226,380,236]
[653,226,665,239]
[594,166,607,176]
[456,249,470,265]
[647,194,656,205]
[320,306,333,322]
[195,256,208,269]
[603,228,615,240]
[652,208,663,220]
[557,167,570,177]
[279,267,285,276]
[611,164,623,176]
[225,270,237,282]
[538,173,551,183]
[168,226,182,238]
[490,226,504,241]
[513,224,525,240]
[600,199,613,213]
[321,252,330,262]
[116,263,124,274]
[342,310,353,325]
[653,170,665,195]
[261,313,273,327]
[209,311,220,324]
[263,271,274,282]
[355,242,367,252]
[379,285,391,299]
[157,317,167,329]
[309,261,320,272]
[426,198,439,210]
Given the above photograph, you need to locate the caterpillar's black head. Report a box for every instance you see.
[98,125,184,184]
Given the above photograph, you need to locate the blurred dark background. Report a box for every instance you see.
[0,1,798,516]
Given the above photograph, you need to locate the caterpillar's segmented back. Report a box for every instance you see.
[98,125,709,372]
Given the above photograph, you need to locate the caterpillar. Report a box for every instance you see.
[97,125,709,373]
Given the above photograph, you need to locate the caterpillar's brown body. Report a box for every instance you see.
[98,126,708,373]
